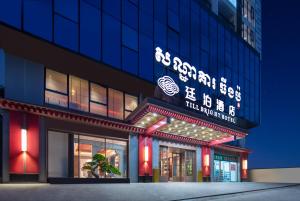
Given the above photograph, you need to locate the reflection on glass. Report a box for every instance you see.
[46,69,67,93]
[222,161,231,182]
[172,153,181,177]
[74,135,79,178]
[108,88,124,120]
[45,69,68,107]
[90,83,107,104]
[74,135,105,178]
[73,134,127,178]
[125,94,138,111]
[160,146,168,176]
[69,75,89,112]
[90,102,107,116]
[213,157,238,182]
[106,139,127,178]
[90,83,108,116]
[124,94,138,118]
[45,90,68,107]
[185,151,194,176]
[124,111,131,119]
[230,162,237,182]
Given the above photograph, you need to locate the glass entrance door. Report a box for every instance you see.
[159,146,195,182]
[169,153,182,181]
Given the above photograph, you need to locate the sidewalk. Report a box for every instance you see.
[0,182,297,201]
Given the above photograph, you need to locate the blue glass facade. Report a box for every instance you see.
[0,0,260,127]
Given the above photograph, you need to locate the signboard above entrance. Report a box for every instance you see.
[155,47,242,124]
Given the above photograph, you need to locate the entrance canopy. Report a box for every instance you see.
[126,98,247,146]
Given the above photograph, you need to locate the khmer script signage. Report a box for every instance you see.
[155,47,242,124]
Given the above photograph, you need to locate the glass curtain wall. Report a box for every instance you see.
[48,131,127,179]
[69,75,89,112]
[74,134,127,178]
[45,69,138,120]
[159,146,196,182]
[185,151,195,177]
[213,154,238,182]
[45,69,68,107]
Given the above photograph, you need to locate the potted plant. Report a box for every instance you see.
[82,153,121,178]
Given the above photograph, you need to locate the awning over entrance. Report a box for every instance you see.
[126,98,248,146]
[0,98,248,147]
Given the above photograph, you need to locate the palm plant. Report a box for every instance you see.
[82,153,121,178]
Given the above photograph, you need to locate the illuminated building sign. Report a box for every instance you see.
[155,47,242,124]
[157,76,179,96]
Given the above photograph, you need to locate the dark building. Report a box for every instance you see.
[0,0,260,183]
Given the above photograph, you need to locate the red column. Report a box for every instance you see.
[202,146,211,178]
[9,112,23,173]
[26,114,40,173]
[9,111,39,174]
[241,153,248,180]
[138,135,152,177]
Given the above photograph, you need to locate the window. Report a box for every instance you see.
[124,94,138,118]
[90,83,107,116]
[45,69,138,120]
[74,135,106,178]
[105,139,127,178]
[69,75,89,112]
[108,88,124,120]
[74,134,127,178]
[45,69,68,107]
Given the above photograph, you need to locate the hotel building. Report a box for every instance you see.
[0,0,261,183]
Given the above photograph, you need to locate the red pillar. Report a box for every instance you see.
[241,153,248,181]
[202,146,211,181]
[9,111,40,174]
[138,135,152,181]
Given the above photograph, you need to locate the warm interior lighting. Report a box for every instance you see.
[242,159,248,170]
[144,146,149,162]
[133,110,245,143]
[21,129,27,152]
[204,154,210,167]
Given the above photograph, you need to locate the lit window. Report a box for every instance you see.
[108,88,124,120]
[124,94,138,118]
[90,83,107,116]
[45,69,68,107]
[106,139,127,178]
[69,75,89,112]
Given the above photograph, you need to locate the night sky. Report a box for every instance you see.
[247,0,300,168]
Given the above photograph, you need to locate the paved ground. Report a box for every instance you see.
[0,182,299,201]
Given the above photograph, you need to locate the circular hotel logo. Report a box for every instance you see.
[157,76,180,96]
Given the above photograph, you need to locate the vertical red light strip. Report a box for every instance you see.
[9,111,39,174]
[138,135,152,176]
[9,111,24,173]
[202,146,211,178]
[241,153,248,180]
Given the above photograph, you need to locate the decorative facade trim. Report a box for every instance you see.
[0,99,145,133]
[130,103,247,138]
[0,98,250,153]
